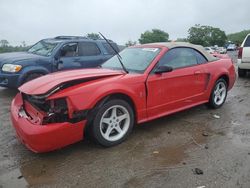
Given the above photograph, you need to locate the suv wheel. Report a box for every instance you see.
[23,73,43,84]
[91,99,134,147]
[238,68,247,78]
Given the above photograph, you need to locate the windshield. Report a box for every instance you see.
[28,40,58,56]
[102,47,161,73]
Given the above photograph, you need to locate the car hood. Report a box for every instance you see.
[0,52,43,66]
[19,68,125,95]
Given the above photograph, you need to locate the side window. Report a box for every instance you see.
[244,36,250,47]
[194,50,208,64]
[158,48,198,69]
[78,42,101,56]
[60,43,78,57]
[102,42,119,55]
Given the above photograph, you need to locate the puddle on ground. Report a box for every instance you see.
[149,123,209,167]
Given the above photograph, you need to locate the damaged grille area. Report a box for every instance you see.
[22,93,87,125]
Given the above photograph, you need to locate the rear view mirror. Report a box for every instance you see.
[154,66,173,74]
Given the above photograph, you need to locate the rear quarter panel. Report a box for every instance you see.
[204,58,236,98]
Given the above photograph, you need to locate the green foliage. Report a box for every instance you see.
[86,33,101,40]
[187,24,227,46]
[0,40,9,47]
[0,39,29,53]
[227,30,250,45]
[139,29,169,44]
[125,40,137,47]
[176,38,188,42]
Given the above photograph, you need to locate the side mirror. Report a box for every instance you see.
[154,66,173,74]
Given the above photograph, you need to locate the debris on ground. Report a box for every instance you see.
[231,121,241,126]
[202,131,209,137]
[213,114,220,119]
[197,186,206,188]
[239,98,244,102]
[153,151,159,154]
[193,168,204,175]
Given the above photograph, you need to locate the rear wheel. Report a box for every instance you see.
[91,99,134,147]
[238,68,247,78]
[208,79,228,109]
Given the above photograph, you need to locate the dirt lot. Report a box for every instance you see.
[1,51,250,188]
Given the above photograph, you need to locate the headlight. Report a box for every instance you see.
[2,64,22,73]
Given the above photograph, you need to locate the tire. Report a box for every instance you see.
[91,99,134,147]
[238,68,246,78]
[208,78,228,109]
[23,73,44,84]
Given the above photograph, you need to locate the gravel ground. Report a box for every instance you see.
[1,51,250,188]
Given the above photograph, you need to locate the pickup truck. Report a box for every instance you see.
[0,36,119,88]
[238,34,250,77]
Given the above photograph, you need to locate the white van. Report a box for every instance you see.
[238,34,250,77]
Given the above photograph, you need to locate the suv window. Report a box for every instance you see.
[102,42,119,55]
[78,42,101,56]
[158,48,199,69]
[60,43,78,57]
[244,36,250,47]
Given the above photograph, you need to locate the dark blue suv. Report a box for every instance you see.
[0,36,119,88]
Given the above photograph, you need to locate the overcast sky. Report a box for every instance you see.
[0,0,250,46]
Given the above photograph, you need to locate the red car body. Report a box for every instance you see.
[11,43,236,152]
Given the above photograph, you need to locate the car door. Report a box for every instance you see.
[56,42,81,71]
[146,47,208,118]
[77,42,104,68]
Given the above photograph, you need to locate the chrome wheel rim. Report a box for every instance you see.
[100,105,130,142]
[213,82,227,105]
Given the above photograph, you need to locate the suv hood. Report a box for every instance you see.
[19,68,125,95]
[0,52,43,66]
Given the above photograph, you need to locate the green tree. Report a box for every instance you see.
[21,41,26,47]
[0,39,9,47]
[86,33,101,40]
[176,38,188,42]
[125,40,137,47]
[187,24,227,46]
[139,29,169,44]
[227,29,250,45]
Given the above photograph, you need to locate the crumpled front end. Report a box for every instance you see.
[11,92,87,153]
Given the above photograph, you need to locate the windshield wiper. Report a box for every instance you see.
[99,32,129,74]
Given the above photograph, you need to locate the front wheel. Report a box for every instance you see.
[91,99,134,147]
[208,79,228,109]
[23,73,44,84]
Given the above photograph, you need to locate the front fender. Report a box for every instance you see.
[49,81,147,123]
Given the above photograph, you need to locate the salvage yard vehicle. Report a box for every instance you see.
[0,36,119,88]
[11,42,236,153]
[237,33,250,77]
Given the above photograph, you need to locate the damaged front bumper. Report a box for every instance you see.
[10,93,87,153]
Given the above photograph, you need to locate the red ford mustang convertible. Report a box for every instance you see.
[11,42,236,152]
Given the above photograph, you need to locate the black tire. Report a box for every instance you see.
[91,99,134,147]
[208,78,228,109]
[23,73,44,84]
[238,68,246,78]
